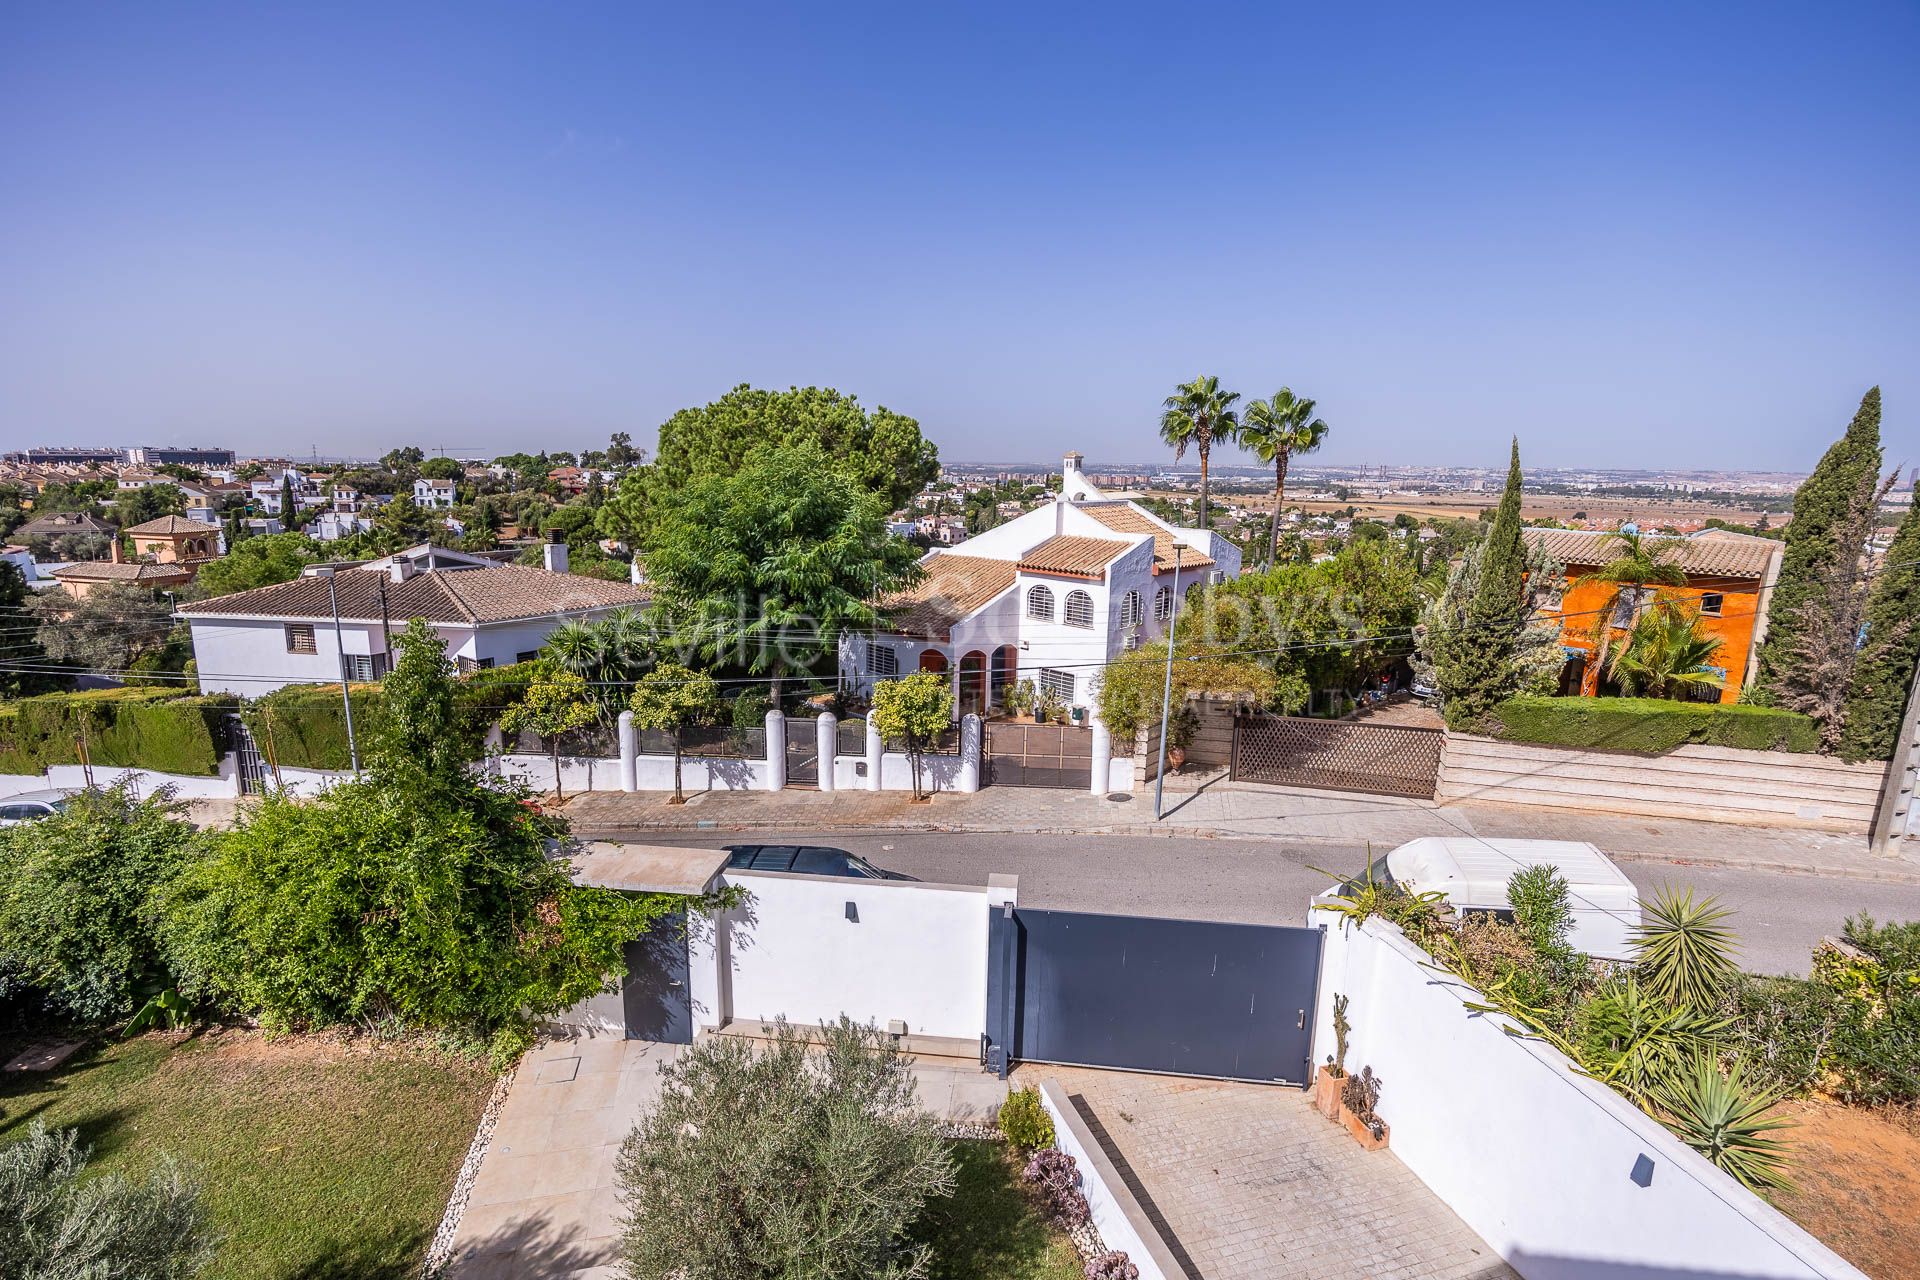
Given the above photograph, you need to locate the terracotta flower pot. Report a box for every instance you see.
[1313,1066,1345,1121]
[1339,1104,1390,1151]
[1167,746,1187,772]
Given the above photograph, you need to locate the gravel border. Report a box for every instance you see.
[420,1063,517,1278]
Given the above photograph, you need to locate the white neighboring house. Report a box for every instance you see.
[413,477,457,509]
[178,541,646,696]
[305,510,373,542]
[249,468,327,515]
[839,452,1241,719]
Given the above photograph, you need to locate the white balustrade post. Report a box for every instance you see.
[1090,715,1111,796]
[816,711,837,793]
[865,710,883,791]
[958,713,983,793]
[764,710,786,792]
[618,710,638,793]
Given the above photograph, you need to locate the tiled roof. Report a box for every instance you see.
[1079,502,1216,573]
[124,515,215,537]
[1014,534,1133,578]
[52,561,194,584]
[16,511,116,537]
[179,564,649,624]
[880,555,1017,640]
[1522,527,1780,580]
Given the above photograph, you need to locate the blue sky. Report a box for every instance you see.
[2,2,1915,471]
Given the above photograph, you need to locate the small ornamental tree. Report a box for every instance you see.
[616,1017,954,1280]
[629,663,720,804]
[871,671,953,801]
[500,667,598,800]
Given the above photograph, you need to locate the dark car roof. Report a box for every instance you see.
[723,844,891,878]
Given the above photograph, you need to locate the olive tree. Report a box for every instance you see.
[0,1122,215,1279]
[615,1017,954,1279]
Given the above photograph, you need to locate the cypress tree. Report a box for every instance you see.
[1755,388,1883,698]
[1432,439,1529,728]
[279,471,297,527]
[1839,489,1920,761]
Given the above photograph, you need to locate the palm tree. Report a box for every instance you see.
[1575,527,1689,679]
[1605,597,1725,700]
[1159,376,1240,530]
[543,606,653,726]
[1240,389,1329,568]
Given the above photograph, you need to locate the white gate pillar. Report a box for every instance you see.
[617,710,638,793]
[764,710,786,792]
[816,711,837,793]
[865,710,883,791]
[958,713,983,793]
[1090,716,1111,796]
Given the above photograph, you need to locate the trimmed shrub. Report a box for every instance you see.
[0,688,236,777]
[1489,696,1819,755]
[240,683,385,771]
[997,1085,1055,1153]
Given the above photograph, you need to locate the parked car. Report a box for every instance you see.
[1314,836,1642,960]
[723,844,907,880]
[0,789,76,827]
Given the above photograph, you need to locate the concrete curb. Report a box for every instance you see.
[565,815,1920,886]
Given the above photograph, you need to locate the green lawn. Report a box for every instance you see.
[918,1140,1085,1280]
[0,1029,494,1280]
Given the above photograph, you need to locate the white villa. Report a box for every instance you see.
[413,477,457,509]
[840,452,1241,718]
[178,542,647,695]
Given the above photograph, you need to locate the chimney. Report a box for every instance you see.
[110,535,123,564]
[389,558,416,583]
[543,538,569,574]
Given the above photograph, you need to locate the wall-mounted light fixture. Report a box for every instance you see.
[1630,1154,1655,1188]
[844,902,859,923]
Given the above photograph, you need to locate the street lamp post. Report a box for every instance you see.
[1153,546,1183,820]
[318,567,360,776]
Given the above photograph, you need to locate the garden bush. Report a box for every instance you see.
[0,784,209,1022]
[0,1121,215,1280]
[1489,696,1819,755]
[240,682,385,771]
[616,1017,954,1279]
[997,1085,1055,1153]
[1020,1147,1091,1232]
[0,688,236,777]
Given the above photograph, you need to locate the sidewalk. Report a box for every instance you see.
[561,780,1920,885]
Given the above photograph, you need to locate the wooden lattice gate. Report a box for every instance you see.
[1230,714,1443,799]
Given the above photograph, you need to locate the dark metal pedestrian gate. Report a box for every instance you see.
[984,907,1323,1084]
[985,722,1092,788]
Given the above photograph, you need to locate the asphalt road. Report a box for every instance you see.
[631,829,1920,976]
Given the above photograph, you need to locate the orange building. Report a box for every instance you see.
[1521,527,1783,703]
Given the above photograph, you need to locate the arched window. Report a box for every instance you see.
[1118,590,1143,628]
[1185,582,1200,604]
[1063,590,1095,629]
[1153,586,1172,621]
[1025,585,1055,621]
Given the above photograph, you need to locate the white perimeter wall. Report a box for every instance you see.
[697,870,995,1040]
[1313,917,1866,1280]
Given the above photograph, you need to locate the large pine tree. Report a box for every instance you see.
[1839,489,1920,761]
[1431,439,1529,728]
[1755,388,1883,700]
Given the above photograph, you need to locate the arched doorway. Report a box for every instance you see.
[958,650,989,718]
[990,645,1018,711]
[918,650,949,675]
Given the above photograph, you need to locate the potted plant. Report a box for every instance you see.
[1033,683,1065,725]
[1314,994,1350,1120]
[1165,704,1199,772]
[1004,678,1037,723]
[1339,1066,1389,1151]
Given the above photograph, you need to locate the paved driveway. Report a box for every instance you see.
[1026,1065,1516,1280]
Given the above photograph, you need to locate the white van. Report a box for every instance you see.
[1317,837,1643,960]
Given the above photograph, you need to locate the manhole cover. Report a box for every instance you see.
[1104,792,1133,803]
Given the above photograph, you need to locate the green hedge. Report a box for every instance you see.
[0,688,238,776]
[1490,696,1820,755]
[241,684,387,771]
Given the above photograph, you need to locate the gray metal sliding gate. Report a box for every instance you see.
[984,906,1324,1084]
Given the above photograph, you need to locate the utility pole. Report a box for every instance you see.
[320,567,361,776]
[1871,657,1920,854]
[1153,547,1183,820]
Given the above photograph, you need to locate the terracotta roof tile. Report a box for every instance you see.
[880,555,1017,640]
[178,564,649,624]
[1014,534,1133,578]
[1522,527,1780,581]
[52,561,194,584]
[124,514,218,537]
[1079,503,1215,572]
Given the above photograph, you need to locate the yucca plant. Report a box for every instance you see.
[1575,976,1728,1103]
[1649,1052,1795,1193]
[1633,887,1739,1012]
